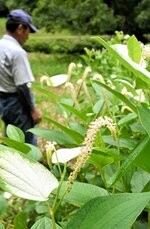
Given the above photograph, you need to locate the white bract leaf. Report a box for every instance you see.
[52,147,82,164]
[112,44,148,71]
[0,148,59,201]
[49,74,68,87]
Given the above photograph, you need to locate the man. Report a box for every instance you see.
[0,9,42,145]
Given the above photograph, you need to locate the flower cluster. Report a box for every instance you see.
[67,116,116,192]
[142,45,150,62]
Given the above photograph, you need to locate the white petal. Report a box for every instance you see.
[0,149,58,201]
[49,74,68,87]
[52,147,82,164]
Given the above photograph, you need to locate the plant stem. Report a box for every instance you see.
[148,211,150,229]
[53,163,67,211]
[54,189,68,214]
[46,201,56,229]
[99,167,110,194]
[57,159,62,177]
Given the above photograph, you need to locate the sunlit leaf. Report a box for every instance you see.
[0,145,58,201]
[127,35,142,64]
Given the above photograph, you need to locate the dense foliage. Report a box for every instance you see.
[0,0,150,42]
[0,32,150,228]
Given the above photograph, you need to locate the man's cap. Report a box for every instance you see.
[7,9,38,33]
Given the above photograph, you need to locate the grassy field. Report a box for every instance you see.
[29,52,80,79]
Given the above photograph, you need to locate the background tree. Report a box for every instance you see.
[135,0,150,34]
[5,0,37,13]
[0,0,150,42]
[33,0,119,34]
[104,0,147,42]
[0,0,9,17]
[67,0,120,34]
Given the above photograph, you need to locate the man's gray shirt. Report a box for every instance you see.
[0,34,34,93]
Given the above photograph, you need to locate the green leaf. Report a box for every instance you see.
[108,135,150,186]
[14,212,28,229]
[44,116,84,144]
[33,84,60,100]
[134,138,150,173]
[66,192,150,229]
[89,147,121,168]
[113,79,137,95]
[94,36,150,86]
[30,217,62,229]
[28,128,77,147]
[60,102,88,121]
[130,121,146,134]
[54,181,108,207]
[138,106,150,137]
[89,152,114,168]
[118,113,137,127]
[6,124,25,143]
[35,202,48,214]
[69,122,86,137]
[0,223,5,229]
[0,137,31,154]
[103,135,137,150]
[0,145,58,201]
[93,99,104,114]
[26,144,42,161]
[127,35,142,64]
[0,195,8,216]
[130,170,150,193]
[92,80,137,113]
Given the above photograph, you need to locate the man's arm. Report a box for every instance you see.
[16,83,41,124]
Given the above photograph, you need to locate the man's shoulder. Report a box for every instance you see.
[0,38,26,55]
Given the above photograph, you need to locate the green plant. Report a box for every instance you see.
[1,33,150,228]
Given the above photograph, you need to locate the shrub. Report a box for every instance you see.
[24,34,109,54]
